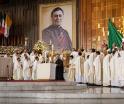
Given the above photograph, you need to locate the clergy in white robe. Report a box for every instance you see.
[13,57,18,80]
[67,55,75,82]
[85,50,91,60]
[30,50,36,64]
[14,57,23,80]
[84,55,90,83]
[23,54,32,80]
[120,49,124,86]
[113,50,121,87]
[88,49,96,84]
[71,49,78,59]
[13,51,18,64]
[110,50,116,86]
[13,51,20,80]
[75,52,84,83]
[32,56,39,80]
[93,51,102,85]
[21,49,30,66]
[103,51,111,86]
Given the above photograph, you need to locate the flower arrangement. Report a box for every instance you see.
[0,46,22,55]
[0,46,5,54]
[7,46,15,55]
[0,46,14,54]
[33,40,49,53]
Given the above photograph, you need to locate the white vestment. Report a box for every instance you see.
[23,59,32,80]
[32,60,39,80]
[88,52,96,84]
[120,50,124,86]
[30,54,35,64]
[71,51,78,58]
[110,54,116,86]
[67,58,75,82]
[15,61,23,80]
[103,54,111,86]
[21,52,30,66]
[85,51,91,60]
[13,53,17,63]
[13,54,18,80]
[93,55,102,85]
[113,52,121,86]
[75,56,84,83]
[84,59,90,83]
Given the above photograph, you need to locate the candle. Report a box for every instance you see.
[25,37,28,47]
[44,51,47,63]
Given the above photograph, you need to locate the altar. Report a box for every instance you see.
[0,57,13,80]
[37,63,56,80]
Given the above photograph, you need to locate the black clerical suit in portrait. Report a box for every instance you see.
[42,7,72,51]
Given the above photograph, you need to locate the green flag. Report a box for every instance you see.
[108,18,123,49]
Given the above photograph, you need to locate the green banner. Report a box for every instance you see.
[108,19,123,49]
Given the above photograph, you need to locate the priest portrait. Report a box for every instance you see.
[42,7,72,51]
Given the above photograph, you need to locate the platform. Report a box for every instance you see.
[0,81,124,103]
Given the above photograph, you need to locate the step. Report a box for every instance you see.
[0,81,77,86]
[0,91,124,99]
[0,87,124,99]
[1,98,124,104]
[0,85,86,91]
[0,81,87,91]
[0,81,124,101]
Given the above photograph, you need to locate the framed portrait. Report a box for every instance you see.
[38,0,76,51]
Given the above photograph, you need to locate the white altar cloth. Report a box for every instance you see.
[37,63,56,80]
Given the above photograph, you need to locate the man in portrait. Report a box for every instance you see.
[42,7,72,51]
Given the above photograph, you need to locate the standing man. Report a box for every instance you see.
[55,54,64,80]
[93,51,102,85]
[42,7,72,51]
[88,49,96,85]
[75,52,84,84]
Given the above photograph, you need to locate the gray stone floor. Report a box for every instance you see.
[1,98,124,104]
[0,72,124,104]
[0,85,124,104]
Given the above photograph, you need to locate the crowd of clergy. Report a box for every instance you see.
[12,48,65,81]
[5,42,124,88]
[68,44,124,87]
